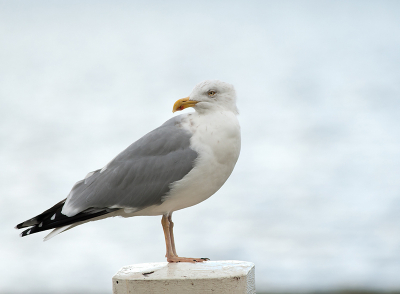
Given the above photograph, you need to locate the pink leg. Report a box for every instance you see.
[161,214,209,263]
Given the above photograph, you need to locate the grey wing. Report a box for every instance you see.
[62,115,198,217]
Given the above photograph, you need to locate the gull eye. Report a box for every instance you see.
[208,90,216,97]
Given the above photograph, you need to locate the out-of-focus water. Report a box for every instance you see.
[1,1,399,293]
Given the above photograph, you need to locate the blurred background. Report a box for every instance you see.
[1,0,399,293]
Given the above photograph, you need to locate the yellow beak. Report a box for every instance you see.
[172,97,199,113]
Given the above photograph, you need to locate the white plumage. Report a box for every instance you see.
[133,109,241,216]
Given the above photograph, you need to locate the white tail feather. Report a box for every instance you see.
[43,225,72,241]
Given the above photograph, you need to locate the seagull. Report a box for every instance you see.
[15,80,241,263]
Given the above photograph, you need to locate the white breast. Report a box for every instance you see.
[133,111,241,216]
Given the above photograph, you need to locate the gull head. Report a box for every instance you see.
[173,80,238,114]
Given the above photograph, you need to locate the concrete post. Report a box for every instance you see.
[112,260,255,294]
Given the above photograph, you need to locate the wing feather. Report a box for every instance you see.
[62,115,197,216]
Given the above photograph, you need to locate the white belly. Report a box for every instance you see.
[133,111,241,216]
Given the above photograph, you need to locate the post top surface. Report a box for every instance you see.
[113,260,254,281]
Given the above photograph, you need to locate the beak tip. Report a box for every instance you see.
[172,96,195,114]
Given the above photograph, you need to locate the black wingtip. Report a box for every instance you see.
[15,223,24,230]
[20,228,32,237]
[15,217,40,230]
